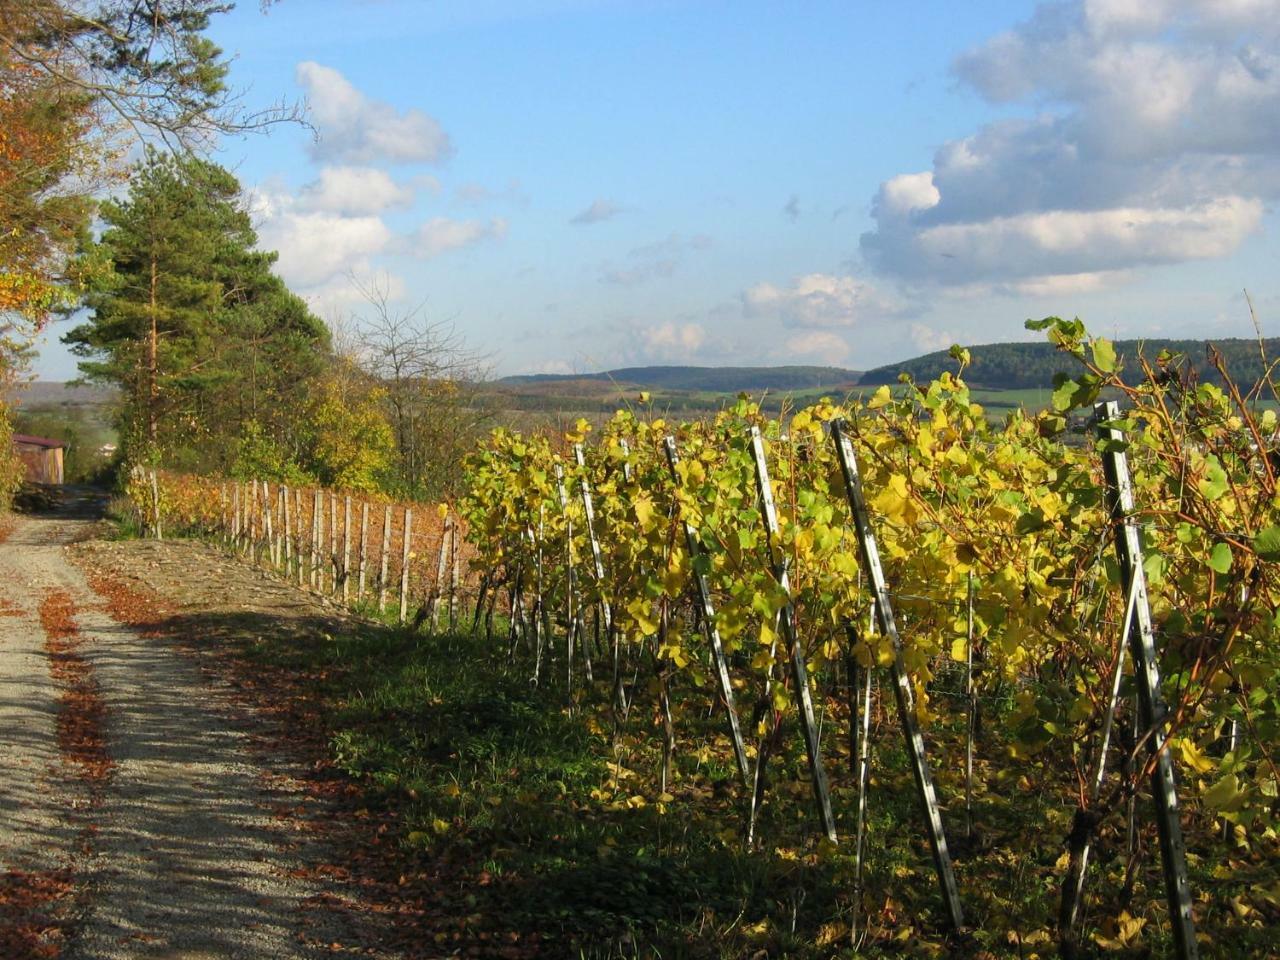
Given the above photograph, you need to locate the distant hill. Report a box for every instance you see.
[859,338,1280,390]
[9,381,119,409]
[500,365,862,393]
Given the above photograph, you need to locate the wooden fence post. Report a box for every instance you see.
[431,516,450,630]
[293,488,303,585]
[282,485,293,576]
[399,507,413,624]
[250,479,261,560]
[231,482,240,547]
[311,489,322,590]
[358,501,370,601]
[449,518,460,631]
[149,469,163,540]
[328,493,339,595]
[379,504,392,613]
[342,495,352,605]
[262,482,275,568]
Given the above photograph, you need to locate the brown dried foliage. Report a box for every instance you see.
[38,589,113,788]
[0,868,75,959]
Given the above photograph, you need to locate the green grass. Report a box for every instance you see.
[221,607,1277,958]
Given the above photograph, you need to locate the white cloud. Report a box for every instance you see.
[297,61,453,164]
[306,271,408,321]
[786,331,849,362]
[411,217,509,258]
[878,173,940,214]
[907,197,1262,282]
[743,273,899,328]
[1009,269,1132,297]
[258,206,393,289]
[298,166,415,215]
[862,1,1280,289]
[908,323,957,354]
[571,199,622,225]
[641,322,706,357]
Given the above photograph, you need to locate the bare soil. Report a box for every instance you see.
[0,493,401,959]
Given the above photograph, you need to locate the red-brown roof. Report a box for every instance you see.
[12,434,66,449]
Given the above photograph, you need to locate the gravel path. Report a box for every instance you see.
[0,496,398,959]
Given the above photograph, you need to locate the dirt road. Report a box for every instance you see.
[0,494,396,959]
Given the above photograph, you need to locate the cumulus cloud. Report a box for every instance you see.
[786,331,849,362]
[257,203,393,289]
[909,197,1261,282]
[640,322,707,359]
[298,166,415,215]
[411,217,509,258]
[297,61,454,164]
[861,1,1280,288]
[571,199,622,225]
[306,271,408,320]
[599,233,711,285]
[742,273,900,328]
[908,323,957,354]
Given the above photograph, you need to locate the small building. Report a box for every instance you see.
[12,434,65,485]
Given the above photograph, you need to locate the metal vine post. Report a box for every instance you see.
[1094,400,1198,960]
[663,435,750,784]
[748,426,837,843]
[831,418,965,933]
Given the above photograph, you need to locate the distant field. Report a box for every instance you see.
[7,382,119,475]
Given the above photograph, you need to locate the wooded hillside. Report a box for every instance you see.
[859,337,1280,388]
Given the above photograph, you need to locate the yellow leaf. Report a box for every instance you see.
[759,619,777,648]
[626,598,659,636]
[916,427,935,458]
[633,493,656,529]
[1176,738,1215,775]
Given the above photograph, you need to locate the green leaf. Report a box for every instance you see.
[1050,375,1078,413]
[1143,552,1165,584]
[1207,542,1233,575]
[1197,456,1229,502]
[1255,525,1280,562]
[1091,338,1117,373]
[1202,773,1244,813]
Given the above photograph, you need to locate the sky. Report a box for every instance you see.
[32,0,1280,379]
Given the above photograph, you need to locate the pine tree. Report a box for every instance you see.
[65,151,331,469]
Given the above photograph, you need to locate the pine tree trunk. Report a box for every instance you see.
[148,252,159,445]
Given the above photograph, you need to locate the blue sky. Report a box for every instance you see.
[34,0,1280,378]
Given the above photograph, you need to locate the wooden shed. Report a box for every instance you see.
[12,434,65,485]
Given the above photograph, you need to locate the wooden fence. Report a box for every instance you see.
[129,468,473,630]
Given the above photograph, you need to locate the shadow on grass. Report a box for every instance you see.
[139,605,896,959]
